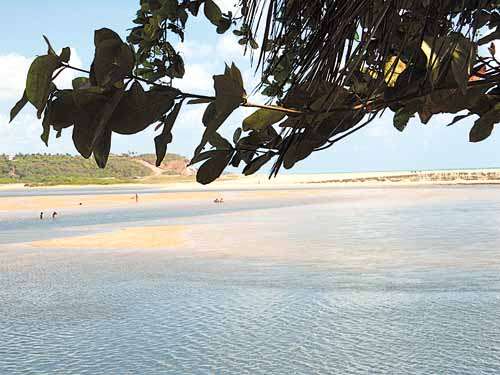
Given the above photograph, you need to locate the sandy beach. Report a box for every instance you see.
[26,225,187,250]
[2,170,500,254]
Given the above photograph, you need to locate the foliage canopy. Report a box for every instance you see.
[10,0,500,184]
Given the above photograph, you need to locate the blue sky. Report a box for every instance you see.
[0,0,498,173]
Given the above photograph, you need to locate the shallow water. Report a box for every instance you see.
[1,186,500,374]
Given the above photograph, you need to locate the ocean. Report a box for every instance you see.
[1,186,500,374]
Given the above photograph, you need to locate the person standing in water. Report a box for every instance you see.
[52,211,58,219]
[40,212,43,220]
[135,193,139,203]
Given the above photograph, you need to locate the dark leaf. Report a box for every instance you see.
[91,88,124,149]
[10,91,28,123]
[72,89,108,158]
[92,29,134,86]
[208,132,233,150]
[93,127,112,168]
[449,34,476,94]
[94,28,121,46]
[213,63,246,115]
[187,97,213,104]
[216,17,232,34]
[110,86,179,134]
[189,149,220,166]
[50,90,76,130]
[60,47,71,63]
[204,0,222,26]
[447,113,473,126]
[243,152,275,175]
[469,104,500,142]
[154,101,182,166]
[233,127,242,143]
[393,108,414,132]
[41,104,52,146]
[196,150,232,185]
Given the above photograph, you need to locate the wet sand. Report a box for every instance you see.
[25,225,187,250]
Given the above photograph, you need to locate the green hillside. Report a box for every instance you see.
[0,153,186,186]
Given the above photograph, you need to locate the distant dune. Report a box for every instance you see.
[0,153,193,186]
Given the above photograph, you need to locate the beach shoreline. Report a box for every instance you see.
[1,168,500,192]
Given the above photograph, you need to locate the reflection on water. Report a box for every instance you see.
[1,186,500,374]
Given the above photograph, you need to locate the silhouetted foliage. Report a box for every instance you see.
[10,0,500,184]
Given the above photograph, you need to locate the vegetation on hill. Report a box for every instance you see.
[0,153,187,186]
[133,153,186,166]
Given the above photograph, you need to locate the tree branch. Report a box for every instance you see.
[60,62,499,121]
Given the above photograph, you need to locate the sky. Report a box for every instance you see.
[0,0,498,173]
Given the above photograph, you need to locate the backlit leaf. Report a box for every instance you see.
[25,55,60,114]
[242,109,285,131]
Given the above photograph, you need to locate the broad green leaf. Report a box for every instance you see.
[25,55,60,113]
[10,91,28,123]
[242,109,285,131]
[196,150,232,185]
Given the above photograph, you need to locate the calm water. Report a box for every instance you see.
[1,186,500,374]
